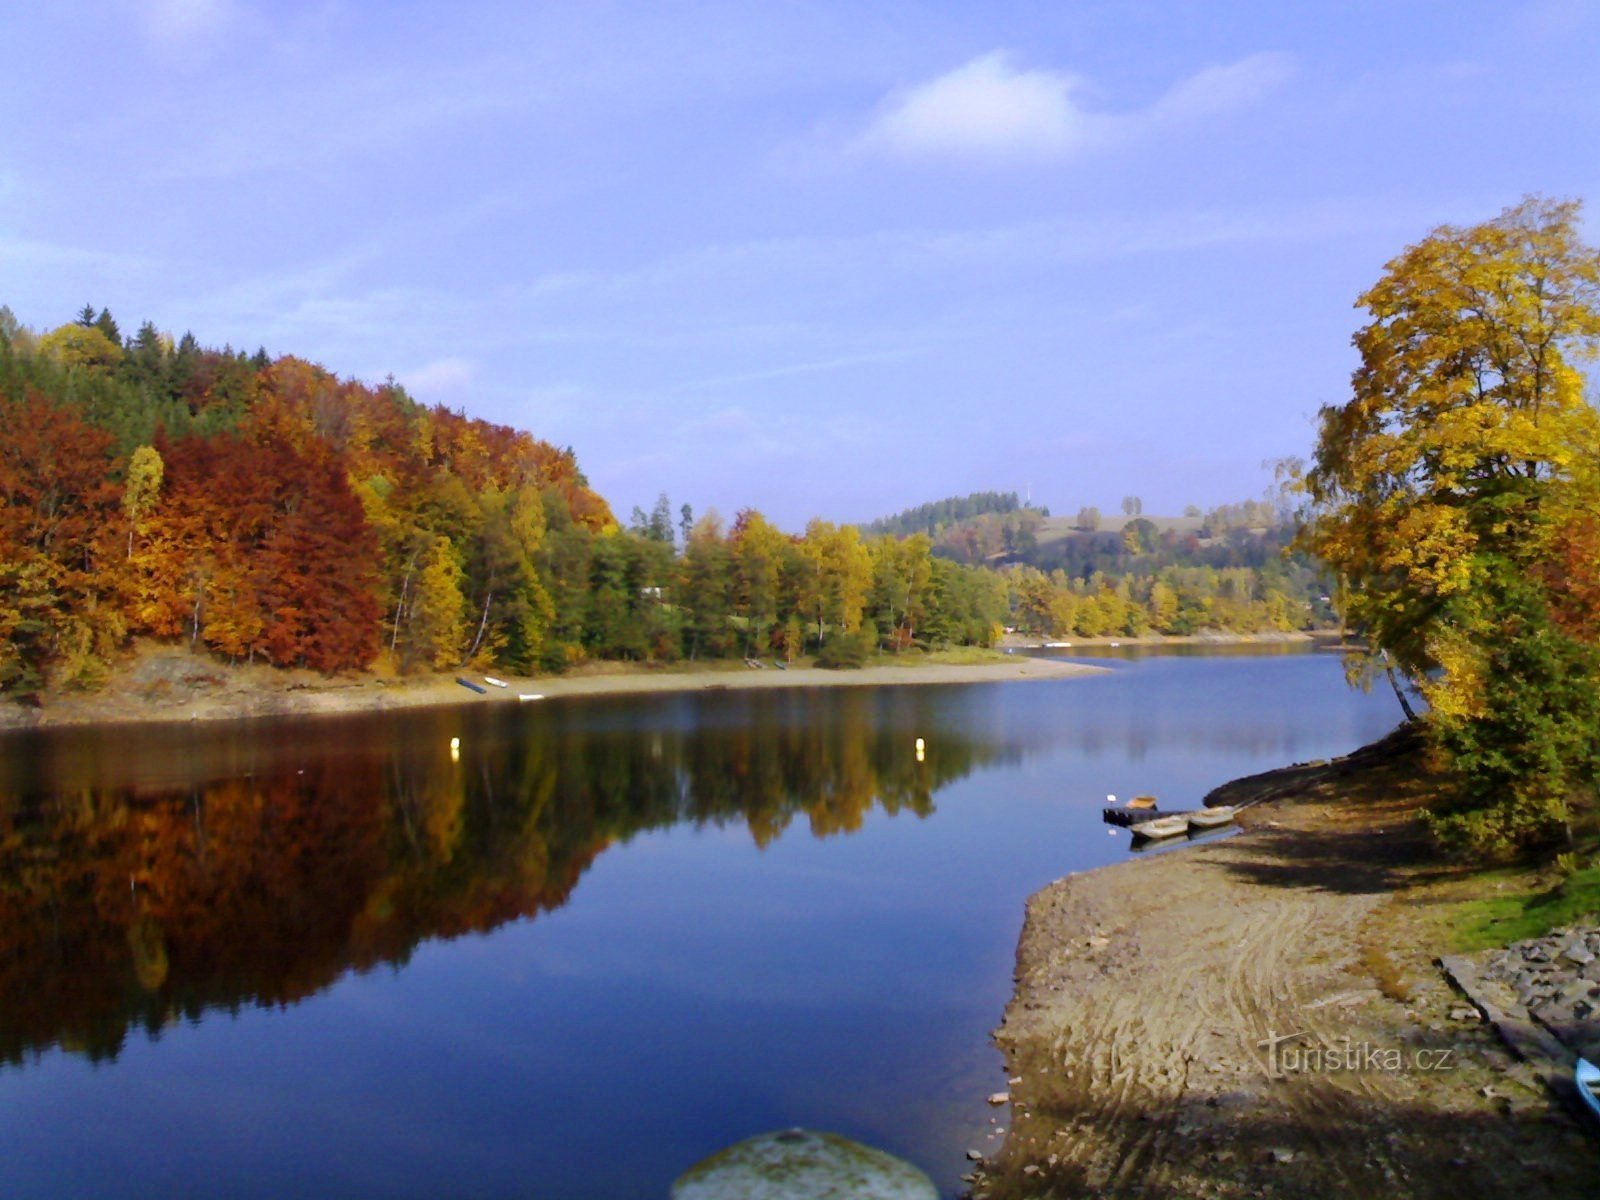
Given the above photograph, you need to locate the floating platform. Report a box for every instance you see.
[1101,806,1201,828]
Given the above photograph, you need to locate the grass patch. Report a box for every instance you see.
[1440,860,1600,953]
[881,646,1012,667]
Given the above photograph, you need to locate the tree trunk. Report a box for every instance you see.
[1382,653,1419,722]
[465,586,494,661]
[391,557,415,653]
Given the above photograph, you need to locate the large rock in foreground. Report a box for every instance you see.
[671,1129,938,1200]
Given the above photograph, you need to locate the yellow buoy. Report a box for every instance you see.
[450,736,461,763]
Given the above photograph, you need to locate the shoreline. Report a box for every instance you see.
[973,731,1594,1198]
[999,629,1331,650]
[0,652,1106,734]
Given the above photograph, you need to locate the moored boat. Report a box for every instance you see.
[1578,1058,1600,1123]
[1187,805,1237,832]
[1129,815,1190,842]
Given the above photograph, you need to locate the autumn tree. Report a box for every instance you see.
[38,323,123,372]
[0,396,127,692]
[679,513,735,660]
[122,445,163,559]
[729,509,790,657]
[1301,196,1600,853]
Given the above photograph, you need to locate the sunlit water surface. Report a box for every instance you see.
[0,648,1399,1197]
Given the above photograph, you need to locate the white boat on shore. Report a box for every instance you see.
[1187,805,1237,832]
[1129,815,1189,842]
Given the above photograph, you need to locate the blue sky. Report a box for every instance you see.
[4,1,1599,529]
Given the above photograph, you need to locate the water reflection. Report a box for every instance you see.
[0,690,1013,1066]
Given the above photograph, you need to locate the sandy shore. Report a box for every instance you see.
[0,652,1105,732]
[973,731,1594,1199]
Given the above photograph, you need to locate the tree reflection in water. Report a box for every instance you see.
[0,690,1012,1065]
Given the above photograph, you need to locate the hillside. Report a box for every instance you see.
[0,306,1015,697]
[862,492,1331,637]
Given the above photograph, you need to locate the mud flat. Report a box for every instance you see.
[977,729,1595,1199]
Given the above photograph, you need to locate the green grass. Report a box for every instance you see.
[1445,860,1600,952]
[868,646,1011,667]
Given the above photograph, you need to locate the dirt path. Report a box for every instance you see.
[977,733,1596,1198]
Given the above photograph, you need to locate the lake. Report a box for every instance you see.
[0,648,1400,1198]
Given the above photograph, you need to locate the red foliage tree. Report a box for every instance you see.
[0,395,126,692]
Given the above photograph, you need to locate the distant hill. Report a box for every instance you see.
[863,491,1047,538]
[857,491,1331,634]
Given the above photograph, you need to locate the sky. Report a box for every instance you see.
[3,1,1599,530]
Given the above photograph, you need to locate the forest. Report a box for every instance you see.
[0,307,1018,696]
[0,307,1329,700]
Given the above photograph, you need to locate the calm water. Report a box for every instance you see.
[0,649,1399,1198]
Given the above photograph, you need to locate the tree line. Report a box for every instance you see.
[862,489,1045,537]
[0,308,1015,695]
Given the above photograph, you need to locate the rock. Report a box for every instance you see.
[1559,980,1596,1008]
[966,1150,984,1162]
[672,1130,939,1200]
[1561,939,1595,966]
[1449,1006,1479,1021]
[987,1092,1010,1105]
[1267,1147,1296,1164]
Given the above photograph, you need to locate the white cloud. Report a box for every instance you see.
[855,50,1294,162]
[858,52,1090,159]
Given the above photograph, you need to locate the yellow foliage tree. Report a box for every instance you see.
[1301,196,1600,694]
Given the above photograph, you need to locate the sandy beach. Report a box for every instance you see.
[0,648,1106,731]
[970,731,1594,1199]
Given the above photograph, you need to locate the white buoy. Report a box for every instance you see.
[1107,794,1116,805]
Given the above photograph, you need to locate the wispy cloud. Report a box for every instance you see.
[0,234,151,273]
[1142,53,1296,126]
[670,350,916,394]
[399,356,478,402]
[130,0,244,48]
[855,50,1294,162]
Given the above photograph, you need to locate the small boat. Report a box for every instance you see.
[1578,1058,1600,1123]
[455,677,487,694]
[1130,815,1190,842]
[517,693,544,702]
[1187,805,1237,832]
[484,676,509,688]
